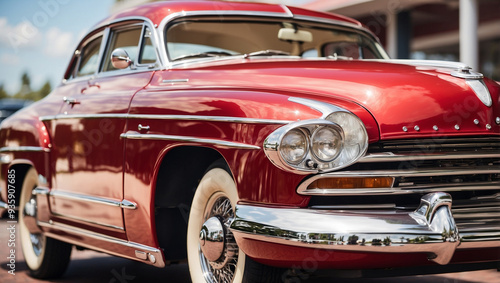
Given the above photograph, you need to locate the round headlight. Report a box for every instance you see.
[280,129,308,164]
[311,126,343,162]
[327,112,368,164]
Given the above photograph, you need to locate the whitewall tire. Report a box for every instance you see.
[187,167,246,282]
[19,168,72,279]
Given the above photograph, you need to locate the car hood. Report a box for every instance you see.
[168,58,500,140]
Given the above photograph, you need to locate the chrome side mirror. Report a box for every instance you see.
[111,48,132,69]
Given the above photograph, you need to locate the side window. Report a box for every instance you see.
[76,36,102,77]
[104,26,142,72]
[139,27,157,64]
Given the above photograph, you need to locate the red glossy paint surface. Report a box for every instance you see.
[152,59,500,140]
[51,72,153,232]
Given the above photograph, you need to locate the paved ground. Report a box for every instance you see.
[1,218,499,283]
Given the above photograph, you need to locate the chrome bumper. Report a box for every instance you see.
[230,192,500,265]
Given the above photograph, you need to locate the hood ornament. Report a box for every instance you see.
[451,66,483,79]
[452,66,492,107]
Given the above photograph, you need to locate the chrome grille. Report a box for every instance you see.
[360,137,500,192]
[301,137,500,195]
[304,137,500,240]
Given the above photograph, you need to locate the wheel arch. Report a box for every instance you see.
[153,145,228,261]
[3,161,35,210]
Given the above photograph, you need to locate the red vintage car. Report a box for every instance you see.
[1,1,499,282]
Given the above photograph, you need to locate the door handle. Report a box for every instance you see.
[138,124,150,131]
[63,97,80,105]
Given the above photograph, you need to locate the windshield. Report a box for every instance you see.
[165,18,388,62]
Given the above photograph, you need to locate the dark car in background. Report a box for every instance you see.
[0,99,33,123]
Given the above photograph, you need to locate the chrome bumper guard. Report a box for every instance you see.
[230,192,499,265]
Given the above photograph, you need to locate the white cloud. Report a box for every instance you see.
[0,17,43,53]
[0,53,20,65]
[44,27,75,58]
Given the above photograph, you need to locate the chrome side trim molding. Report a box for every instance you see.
[50,190,137,210]
[38,221,165,267]
[120,200,137,210]
[50,190,121,207]
[121,133,261,150]
[0,146,50,153]
[161,79,189,84]
[39,115,57,121]
[40,113,128,121]
[40,113,290,125]
[33,187,50,195]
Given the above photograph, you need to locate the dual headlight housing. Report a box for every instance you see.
[264,110,368,174]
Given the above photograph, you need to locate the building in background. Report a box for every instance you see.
[112,0,500,81]
[302,0,500,81]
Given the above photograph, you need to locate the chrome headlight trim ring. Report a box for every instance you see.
[264,98,369,174]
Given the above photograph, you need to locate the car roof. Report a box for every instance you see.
[94,0,361,28]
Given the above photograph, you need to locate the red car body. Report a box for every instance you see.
[0,1,499,282]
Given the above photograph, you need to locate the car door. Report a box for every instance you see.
[49,22,156,235]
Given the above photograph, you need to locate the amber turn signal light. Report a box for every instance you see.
[308,177,394,190]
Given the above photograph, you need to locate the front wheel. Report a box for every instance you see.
[187,165,285,283]
[19,168,72,279]
[187,166,245,282]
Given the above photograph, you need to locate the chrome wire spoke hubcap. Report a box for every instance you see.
[29,233,44,256]
[199,194,239,283]
[22,194,44,257]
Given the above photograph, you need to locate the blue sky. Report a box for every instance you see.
[0,0,115,94]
